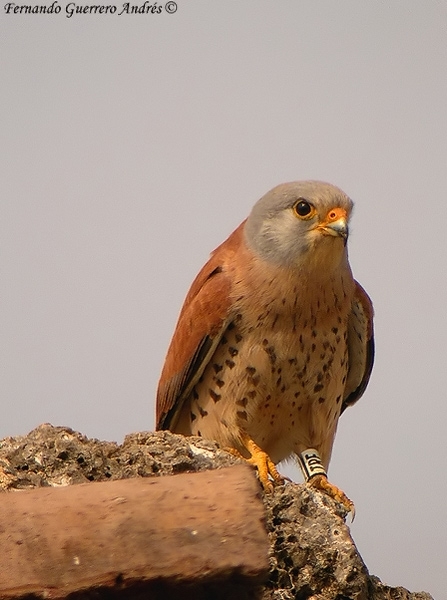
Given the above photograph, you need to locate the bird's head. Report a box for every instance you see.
[244,181,353,272]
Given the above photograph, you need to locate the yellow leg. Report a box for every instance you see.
[226,436,285,492]
[297,448,355,519]
[308,474,356,520]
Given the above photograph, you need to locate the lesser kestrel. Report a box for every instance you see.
[156,181,374,514]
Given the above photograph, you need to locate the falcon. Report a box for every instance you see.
[156,181,374,514]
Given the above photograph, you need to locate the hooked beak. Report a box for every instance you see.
[317,208,349,243]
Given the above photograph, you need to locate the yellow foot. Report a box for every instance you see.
[226,437,285,492]
[308,474,356,521]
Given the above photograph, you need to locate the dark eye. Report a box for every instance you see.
[294,200,313,217]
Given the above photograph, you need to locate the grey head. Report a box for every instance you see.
[244,181,354,270]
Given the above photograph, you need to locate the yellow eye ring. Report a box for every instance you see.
[293,199,315,219]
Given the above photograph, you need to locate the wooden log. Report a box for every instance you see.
[0,464,269,599]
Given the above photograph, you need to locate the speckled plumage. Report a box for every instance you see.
[157,181,374,496]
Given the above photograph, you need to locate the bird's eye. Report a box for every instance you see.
[293,200,313,218]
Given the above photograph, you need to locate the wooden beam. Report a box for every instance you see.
[0,464,269,599]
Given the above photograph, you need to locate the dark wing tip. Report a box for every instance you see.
[341,333,375,414]
[156,334,215,430]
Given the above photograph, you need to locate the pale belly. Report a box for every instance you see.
[175,313,349,469]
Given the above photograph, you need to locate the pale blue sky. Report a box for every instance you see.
[1,2,446,597]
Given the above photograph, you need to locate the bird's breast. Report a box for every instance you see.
[176,262,355,468]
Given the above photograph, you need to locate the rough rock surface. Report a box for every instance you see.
[0,424,434,600]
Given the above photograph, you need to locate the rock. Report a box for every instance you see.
[262,486,433,600]
[0,424,434,600]
[0,425,236,489]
